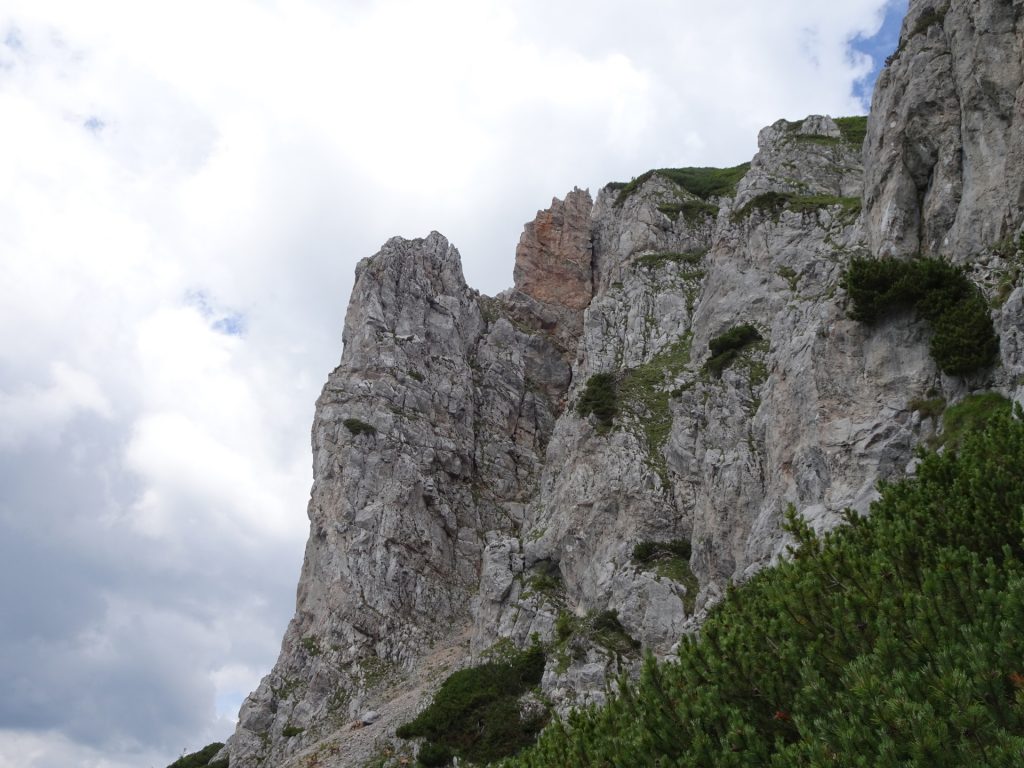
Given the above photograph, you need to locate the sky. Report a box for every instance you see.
[0,1,906,766]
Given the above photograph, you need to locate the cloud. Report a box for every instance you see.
[0,361,112,449]
[0,1,899,765]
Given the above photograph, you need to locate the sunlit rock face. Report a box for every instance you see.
[222,1,1024,764]
[863,0,1024,260]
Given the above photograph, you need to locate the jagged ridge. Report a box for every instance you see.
[217,1,1024,765]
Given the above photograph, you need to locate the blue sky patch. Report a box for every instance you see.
[850,0,907,106]
[84,116,105,133]
[186,290,246,337]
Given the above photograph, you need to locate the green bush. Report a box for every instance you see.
[732,192,861,222]
[396,642,546,765]
[554,611,575,643]
[528,571,562,595]
[632,539,698,612]
[505,406,1024,767]
[843,256,999,375]
[343,417,377,436]
[589,610,641,654]
[908,395,946,422]
[281,725,304,738]
[632,539,691,564]
[576,373,617,430]
[833,115,868,147]
[416,742,453,767]
[708,324,762,358]
[929,292,1001,375]
[657,200,719,223]
[704,324,762,378]
[167,744,226,768]
[554,610,641,661]
[611,164,750,207]
[935,392,1012,451]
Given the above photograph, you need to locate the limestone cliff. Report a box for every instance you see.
[221,1,1024,765]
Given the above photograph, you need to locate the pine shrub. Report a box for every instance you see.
[704,324,762,378]
[576,373,617,430]
[504,406,1024,767]
[343,417,377,436]
[396,642,547,766]
[166,743,226,768]
[844,256,999,376]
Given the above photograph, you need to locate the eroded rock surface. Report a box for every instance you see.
[223,1,1024,765]
[864,0,1024,259]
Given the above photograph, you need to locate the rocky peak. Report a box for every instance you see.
[734,114,864,209]
[507,188,594,349]
[513,187,594,311]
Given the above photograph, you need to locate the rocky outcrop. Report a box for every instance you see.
[222,221,581,767]
[223,1,1024,765]
[513,188,594,313]
[864,0,1024,259]
[505,188,594,351]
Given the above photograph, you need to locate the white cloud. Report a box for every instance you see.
[0,1,899,765]
[0,362,112,449]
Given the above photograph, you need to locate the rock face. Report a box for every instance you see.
[863,0,1024,259]
[513,187,594,313]
[222,1,1024,765]
[507,188,594,351]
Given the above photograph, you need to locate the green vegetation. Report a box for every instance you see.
[395,641,546,766]
[991,232,1024,307]
[527,569,563,598]
[657,200,719,223]
[618,335,693,484]
[408,369,425,382]
[575,372,617,431]
[552,609,641,673]
[789,117,866,149]
[843,256,999,376]
[611,164,750,207]
[269,676,301,700]
[588,610,642,655]
[167,743,227,768]
[281,725,304,738]
[633,250,706,271]
[633,539,691,564]
[633,540,699,612]
[834,116,868,147]
[343,417,377,436]
[704,324,763,378]
[908,395,946,422]
[777,265,799,291]
[992,231,1024,260]
[505,406,1024,767]
[934,392,1012,451]
[358,655,396,689]
[732,192,861,222]
[300,635,322,656]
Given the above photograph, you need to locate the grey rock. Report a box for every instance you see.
[224,2,1024,762]
[863,0,1024,259]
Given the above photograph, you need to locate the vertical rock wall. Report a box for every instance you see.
[224,1,1024,765]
